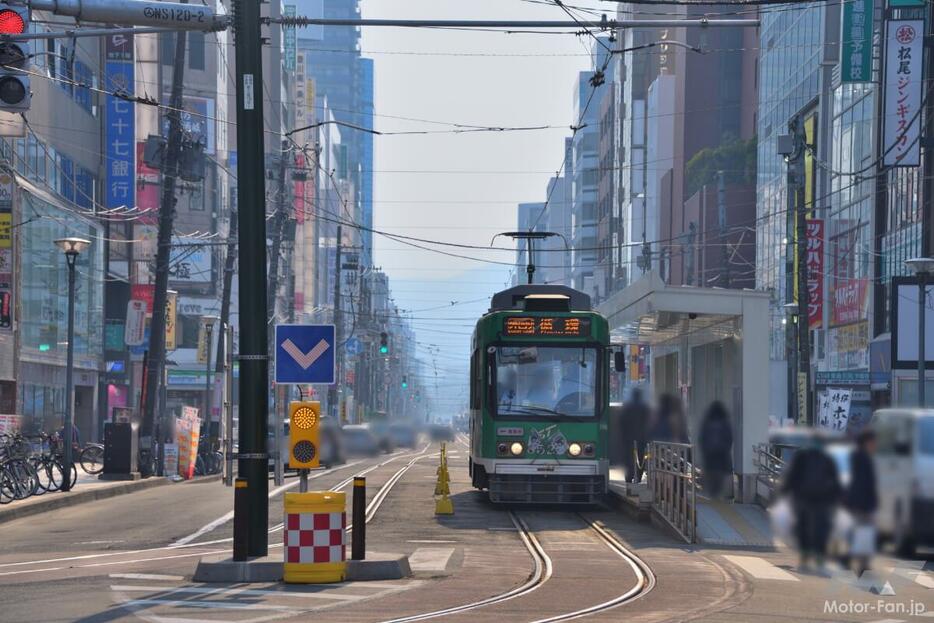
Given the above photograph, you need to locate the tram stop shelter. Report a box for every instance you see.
[598,272,770,504]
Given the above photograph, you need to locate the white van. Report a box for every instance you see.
[870,408,934,556]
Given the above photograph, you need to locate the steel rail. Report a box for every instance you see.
[378,511,553,623]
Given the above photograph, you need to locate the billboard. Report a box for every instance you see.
[104,34,135,209]
[883,20,924,167]
[806,219,823,329]
[892,277,934,368]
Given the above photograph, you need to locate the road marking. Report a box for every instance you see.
[721,555,799,581]
[78,540,126,545]
[110,573,186,581]
[110,585,370,601]
[123,599,301,612]
[913,571,934,589]
[281,338,329,369]
[172,460,366,546]
[407,540,458,544]
[408,547,455,572]
[0,566,64,576]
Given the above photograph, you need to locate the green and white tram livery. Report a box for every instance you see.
[468,285,612,504]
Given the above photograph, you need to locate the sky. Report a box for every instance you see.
[360,0,606,415]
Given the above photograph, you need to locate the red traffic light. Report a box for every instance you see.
[0,9,25,35]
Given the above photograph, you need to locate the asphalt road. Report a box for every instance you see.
[0,437,932,623]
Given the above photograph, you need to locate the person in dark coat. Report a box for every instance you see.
[650,393,689,444]
[845,429,878,574]
[781,436,842,572]
[620,388,651,483]
[699,401,733,499]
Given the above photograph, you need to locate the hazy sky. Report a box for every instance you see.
[360,0,605,412]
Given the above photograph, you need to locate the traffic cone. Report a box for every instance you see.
[434,442,454,515]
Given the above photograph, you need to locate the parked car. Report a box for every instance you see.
[871,408,934,556]
[389,422,418,448]
[341,424,380,457]
[769,426,843,463]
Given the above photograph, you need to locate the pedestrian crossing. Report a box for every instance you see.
[108,574,422,623]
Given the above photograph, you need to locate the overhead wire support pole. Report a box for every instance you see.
[141,22,187,471]
[26,0,227,29]
[233,0,270,558]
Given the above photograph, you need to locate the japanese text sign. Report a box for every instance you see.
[883,20,923,167]
[806,219,824,329]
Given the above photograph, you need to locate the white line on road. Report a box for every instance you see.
[122,599,301,612]
[407,540,458,544]
[721,555,799,581]
[110,573,186,581]
[172,460,367,546]
[0,566,64,576]
[110,585,371,601]
[408,547,456,572]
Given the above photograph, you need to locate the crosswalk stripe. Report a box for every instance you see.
[122,599,301,612]
[721,555,799,581]
[408,547,456,571]
[110,585,371,601]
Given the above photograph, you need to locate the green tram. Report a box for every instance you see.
[468,284,613,504]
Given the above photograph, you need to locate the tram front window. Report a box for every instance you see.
[494,346,597,418]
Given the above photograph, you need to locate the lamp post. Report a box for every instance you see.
[783,302,800,423]
[905,258,934,407]
[203,315,219,433]
[54,237,91,492]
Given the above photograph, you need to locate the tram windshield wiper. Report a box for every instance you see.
[497,404,565,417]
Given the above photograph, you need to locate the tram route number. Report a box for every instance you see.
[142,6,208,23]
[503,316,590,337]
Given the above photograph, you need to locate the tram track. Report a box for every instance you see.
[378,509,653,623]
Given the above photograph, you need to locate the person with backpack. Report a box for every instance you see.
[699,401,733,499]
[781,436,842,573]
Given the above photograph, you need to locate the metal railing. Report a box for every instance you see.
[647,441,696,543]
[752,443,786,505]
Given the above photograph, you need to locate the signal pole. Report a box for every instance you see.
[232,0,269,557]
[328,224,342,420]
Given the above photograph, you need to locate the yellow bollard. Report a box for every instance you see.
[283,491,347,583]
[434,442,454,515]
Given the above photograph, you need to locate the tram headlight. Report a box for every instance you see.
[509,442,524,456]
[568,442,583,457]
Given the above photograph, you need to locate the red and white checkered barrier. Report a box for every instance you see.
[284,511,346,564]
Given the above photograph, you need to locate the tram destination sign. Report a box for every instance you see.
[503,316,590,337]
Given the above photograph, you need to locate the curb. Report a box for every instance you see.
[0,473,223,525]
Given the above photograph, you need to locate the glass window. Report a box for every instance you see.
[919,418,934,456]
[494,345,597,418]
[188,32,205,70]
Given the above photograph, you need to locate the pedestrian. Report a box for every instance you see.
[781,436,842,573]
[699,401,733,499]
[845,429,878,576]
[620,388,650,483]
[651,393,688,444]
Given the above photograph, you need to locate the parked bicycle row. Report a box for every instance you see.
[0,432,103,504]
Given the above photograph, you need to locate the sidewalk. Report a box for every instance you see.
[0,469,222,524]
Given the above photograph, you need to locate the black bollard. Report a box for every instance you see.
[352,476,366,560]
[233,478,249,561]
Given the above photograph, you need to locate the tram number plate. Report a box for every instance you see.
[497,427,523,437]
[503,316,589,337]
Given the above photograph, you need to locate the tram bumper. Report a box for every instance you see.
[486,459,607,504]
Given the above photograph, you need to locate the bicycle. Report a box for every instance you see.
[78,443,104,475]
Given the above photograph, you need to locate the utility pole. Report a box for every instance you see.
[266,146,289,487]
[233,0,269,557]
[215,210,237,375]
[329,224,343,420]
[140,27,187,464]
[791,118,812,426]
[717,171,730,288]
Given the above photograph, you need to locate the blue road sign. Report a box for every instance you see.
[345,337,363,356]
[275,324,336,385]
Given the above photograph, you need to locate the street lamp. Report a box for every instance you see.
[905,258,934,407]
[54,237,91,492]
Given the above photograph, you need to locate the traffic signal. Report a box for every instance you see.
[401,375,408,389]
[379,331,389,354]
[0,3,30,112]
[288,401,320,469]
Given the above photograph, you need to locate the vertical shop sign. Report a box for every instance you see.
[842,0,873,83]
[883,20,923,167]
[105,34,135,209]
[806,219,824,329]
